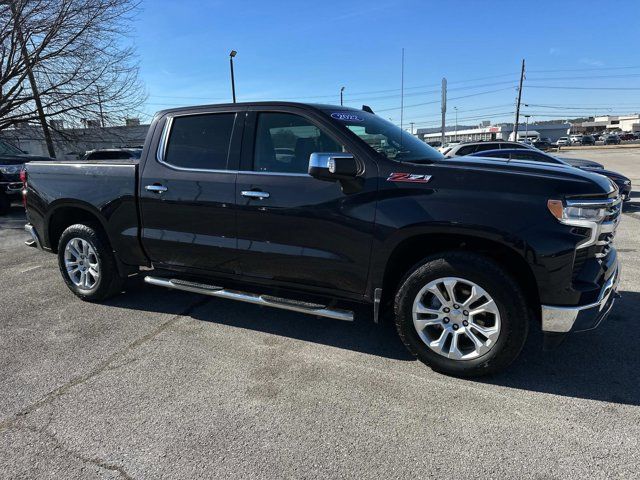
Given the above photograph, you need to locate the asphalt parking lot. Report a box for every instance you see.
[1,148,639,479]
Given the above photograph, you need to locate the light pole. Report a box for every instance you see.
[229,50,237,103]
[524,114,531,142]
[454,106,458,141]
[340,86,345,106]
[410,122,414,135]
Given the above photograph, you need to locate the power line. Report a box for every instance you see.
[527,85,640,90]
[527,65,640,73]
[376,86,516,112]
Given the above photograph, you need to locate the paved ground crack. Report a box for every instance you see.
[10,423,135,480]
[0,295,210,432]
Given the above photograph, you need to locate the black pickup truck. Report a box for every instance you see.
[23,102,621,377]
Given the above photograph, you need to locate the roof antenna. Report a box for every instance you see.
[362,105,374,114]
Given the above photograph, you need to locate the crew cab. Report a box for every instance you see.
[23,102,622,377]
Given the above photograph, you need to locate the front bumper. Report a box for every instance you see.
[541,263,620,333]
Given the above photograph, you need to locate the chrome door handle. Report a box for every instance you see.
[241,190,270,199]
[145,184,168,194]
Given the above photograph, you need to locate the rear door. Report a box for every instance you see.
[139,107,244,273]
[234,106,378,295]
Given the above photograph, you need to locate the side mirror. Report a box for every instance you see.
[308,152,359,181]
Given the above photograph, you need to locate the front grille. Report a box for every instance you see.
[571,195,621,279]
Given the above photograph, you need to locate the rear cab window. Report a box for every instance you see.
[163,113,236,170]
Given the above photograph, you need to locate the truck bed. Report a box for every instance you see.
[25,160,147,267]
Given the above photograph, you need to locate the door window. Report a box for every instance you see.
[253,113,342,173]
[163,113,235,170]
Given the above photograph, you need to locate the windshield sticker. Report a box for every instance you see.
[331,112,364,122]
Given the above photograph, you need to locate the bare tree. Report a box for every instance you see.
[0,0,147,156]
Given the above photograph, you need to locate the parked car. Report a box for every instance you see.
[556,137,571,146]
[580,135,595,146]
[533,138,552,151]
[81,148,142,160]
[470,149,631,201]
[443,140,604,169]
[603,134,621,145]
[438,140,462,153]
[426,141,442,148]
[23,102,621,377]
[582,167,632,202]
[0,140,52,215]
[570,135,583,145]
[618,133,635,141]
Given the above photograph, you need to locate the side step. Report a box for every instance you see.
[144,276,354,322]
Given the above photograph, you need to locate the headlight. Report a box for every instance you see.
[0,165,21,175]
[547,199,607,223]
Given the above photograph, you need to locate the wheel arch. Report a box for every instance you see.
[379,232,540,319]
[46,201,110,253]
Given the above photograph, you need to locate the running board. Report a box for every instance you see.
[144,276,354,322]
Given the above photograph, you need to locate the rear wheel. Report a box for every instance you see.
[57,224,124,301]
[394,252,529,377]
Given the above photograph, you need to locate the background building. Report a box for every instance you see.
[0,123,149,159]
[578,114,640,133]
[418,121,570,144]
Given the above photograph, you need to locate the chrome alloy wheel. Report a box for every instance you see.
[64,237,100,290]
[412,277,501,360]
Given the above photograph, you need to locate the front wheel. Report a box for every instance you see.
[394,252,530,377]
[57,224,124,301]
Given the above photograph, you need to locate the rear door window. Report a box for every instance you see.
[163,113,236,170]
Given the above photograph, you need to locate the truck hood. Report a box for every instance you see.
[434,155,615,195]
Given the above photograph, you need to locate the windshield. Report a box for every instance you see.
[323,109,444,163]
[0,140,24,156]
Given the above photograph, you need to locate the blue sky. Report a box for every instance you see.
[134,0,640,128]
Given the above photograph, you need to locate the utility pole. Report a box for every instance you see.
[400,48,405,139]
[441,77,447,146]
[229,50,237,103]
[409,122,414,135]
[96,87,105,127]
[513,58,525,141]
[9,1,56,157]
[454,106,458,141]
[340,86,345,106]
[524,114,530,142]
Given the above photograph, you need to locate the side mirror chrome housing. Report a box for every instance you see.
[308,152,359,180]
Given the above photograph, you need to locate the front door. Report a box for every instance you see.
[234,107,378,295]
[139,108,243,274]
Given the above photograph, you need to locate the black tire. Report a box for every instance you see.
[57,223,124,302]
[0,193,10,215]
[394,251,530,377]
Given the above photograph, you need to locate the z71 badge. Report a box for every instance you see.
[386,172,432,183]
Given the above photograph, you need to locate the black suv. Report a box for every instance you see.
[0,140,51,214]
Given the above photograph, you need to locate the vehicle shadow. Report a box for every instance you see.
[109,278,414,361]
[107,280,640,405]
[481,289,640,406]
